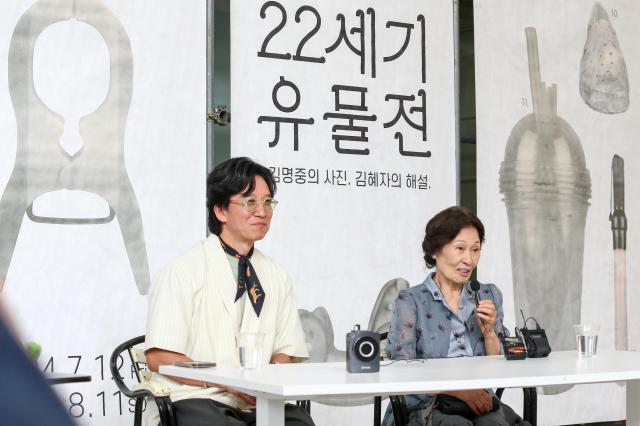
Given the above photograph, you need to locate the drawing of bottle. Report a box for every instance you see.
[499,28,591,352]
[0,0,151,294]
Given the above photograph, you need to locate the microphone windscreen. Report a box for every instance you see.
[470,280,480,292]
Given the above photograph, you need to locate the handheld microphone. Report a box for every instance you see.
[470,280,481,305]
[471,280,486,329]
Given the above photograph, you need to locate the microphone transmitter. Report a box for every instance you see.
[501,335,527,360]
[518,310,551,358]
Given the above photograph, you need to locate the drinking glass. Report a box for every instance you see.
[573,325,599,357]
[238,332,264,369]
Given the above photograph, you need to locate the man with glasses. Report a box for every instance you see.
[145,157,313,426]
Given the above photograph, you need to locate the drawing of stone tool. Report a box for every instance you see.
[609,154,627,350]
[580,2,629,114]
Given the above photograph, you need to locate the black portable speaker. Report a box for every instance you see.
[346,325,380,373]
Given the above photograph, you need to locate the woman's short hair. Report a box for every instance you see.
[421,206,485,269]
[206,157,277,235]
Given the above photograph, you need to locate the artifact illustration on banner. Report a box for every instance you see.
[0,1,205,424]
[475,0,639,424]
[231,1,457,423]
[2,0,150,295]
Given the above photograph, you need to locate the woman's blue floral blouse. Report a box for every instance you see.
[385,273,508,414]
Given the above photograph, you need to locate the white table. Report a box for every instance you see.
[161,350,640,426]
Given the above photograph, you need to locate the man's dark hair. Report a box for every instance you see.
[422,206,485,269]
[206,157,277,235]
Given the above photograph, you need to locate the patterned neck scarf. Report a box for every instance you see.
[219,238,265,317]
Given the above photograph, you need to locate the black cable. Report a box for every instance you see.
[520,309,541,330]
[380,359,425,367]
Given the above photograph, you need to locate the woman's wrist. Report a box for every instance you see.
[483,328,497,338]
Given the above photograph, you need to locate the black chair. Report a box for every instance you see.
[110,335,176,426]
[520,387,537,425]
[389,386,537,425]
[373,332,388,425]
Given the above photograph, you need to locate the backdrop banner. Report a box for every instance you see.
[231,0,457,424]
[0,1,205,424]
[475,0,639,423]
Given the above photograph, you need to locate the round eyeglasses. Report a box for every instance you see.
[229,198,278,213]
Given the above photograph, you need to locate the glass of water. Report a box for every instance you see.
[238,332,264,369]
[573,325,599,357]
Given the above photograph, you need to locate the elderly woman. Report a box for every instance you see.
[384,206,528,426]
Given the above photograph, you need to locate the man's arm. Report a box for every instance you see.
[270,353,293,363]
[145,347,257,405]
[270,273,310,361]
[145,348,198,386]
